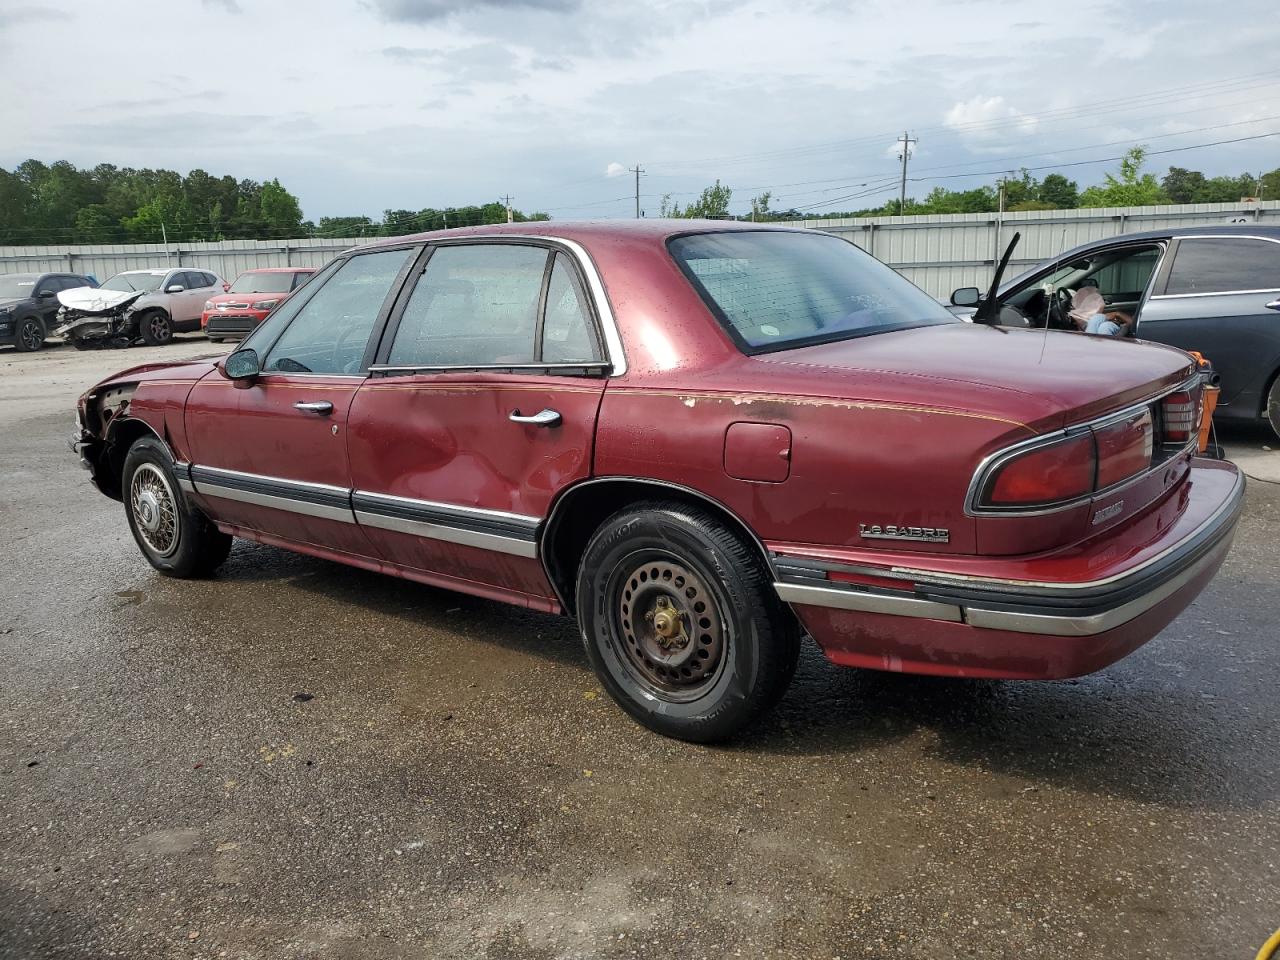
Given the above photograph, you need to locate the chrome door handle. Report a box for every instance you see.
[509,408,561,427]
[1265,298,1280,311]
[294,400,334,415]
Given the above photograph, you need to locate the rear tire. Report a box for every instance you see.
[13,316,45,352]
[123,437,231,577]
[1267,374,1280,441]
[139,311,173,346]
[576,500,799,743]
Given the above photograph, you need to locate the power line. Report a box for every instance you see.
[645,69,1280,171]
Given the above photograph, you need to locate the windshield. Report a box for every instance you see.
[102,272,163,293]
[669,231,956,353]
[0,275,37,299]
[229,271,295,294]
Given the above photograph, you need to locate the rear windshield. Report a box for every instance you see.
[229,271,295,294]
[668,230,955,353]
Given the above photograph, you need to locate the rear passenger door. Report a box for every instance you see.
[1139,236,1280,411]
[346,240,614,603]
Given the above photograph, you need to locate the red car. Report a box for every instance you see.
[71,222,1243,741]
[201,267,315,342]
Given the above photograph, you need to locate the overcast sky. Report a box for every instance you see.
[2,0,1277,221]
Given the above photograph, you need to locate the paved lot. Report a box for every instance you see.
[2,340,1279,959]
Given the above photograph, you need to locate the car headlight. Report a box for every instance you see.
[0,307,11,319]
[252,299,280,311]
[203,300,215,312]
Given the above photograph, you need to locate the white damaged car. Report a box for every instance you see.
[55,268,225,348]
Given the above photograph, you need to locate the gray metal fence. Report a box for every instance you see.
[2,200,1275,297]
[797,200,1279,297]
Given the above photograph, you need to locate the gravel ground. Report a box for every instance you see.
[2,339,1278,959]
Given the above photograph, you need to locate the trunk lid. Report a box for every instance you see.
[756,322,1195,431]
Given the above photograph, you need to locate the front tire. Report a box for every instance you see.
[576,501,799,742]
[123,437,231,577]
[139,311,173,346]
[13,316,45,352]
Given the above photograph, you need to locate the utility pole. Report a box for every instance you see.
[896,132,916,215]
[500,194,514,223]
[629,164,644,218]
[161,221,171,265]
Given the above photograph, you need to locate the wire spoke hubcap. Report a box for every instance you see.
[130,463,179,557]
[615,556,726,696]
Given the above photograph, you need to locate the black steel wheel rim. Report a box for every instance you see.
[605,550,729,703]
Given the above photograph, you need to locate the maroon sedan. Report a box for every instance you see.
[71,221,1243,741]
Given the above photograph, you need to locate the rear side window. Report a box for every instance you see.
[1165,238,1280,295]
[669,231,955,353]
[388,244,550,367]
[542,254,601,363]
[293,271,313,290]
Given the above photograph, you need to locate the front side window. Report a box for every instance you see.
[1165,237,1280,295]
[262,248,413,375]
[669,231,955,352]
[388,244,549,367]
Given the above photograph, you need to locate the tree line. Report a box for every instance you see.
[663,148,1280,221]
[0,160,548,246]
[2,149,1276,246]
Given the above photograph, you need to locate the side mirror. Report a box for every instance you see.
[950,286,981,307]
[38,289,55,299]
[166,284,185,293]
[224,347,260,382]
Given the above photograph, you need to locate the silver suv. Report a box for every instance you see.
[96,268,227,344]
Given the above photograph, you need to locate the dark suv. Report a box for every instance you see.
[950,226,1280,437]
[0,272,97,351]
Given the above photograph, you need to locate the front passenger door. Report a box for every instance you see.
[185,247,418,556]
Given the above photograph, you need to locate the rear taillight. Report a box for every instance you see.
[985,433,1096,507]
[974,387,1198,513]
[1095,409,1154,488]
[1162,390,1199,443]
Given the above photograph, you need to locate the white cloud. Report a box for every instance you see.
[605,161,626,178]
[944,96,1038,139]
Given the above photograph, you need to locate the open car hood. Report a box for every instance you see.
[57,287,144,314]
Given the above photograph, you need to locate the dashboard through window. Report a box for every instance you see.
[668,230,955,353]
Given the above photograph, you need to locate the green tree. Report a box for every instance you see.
[681,180,732,219]
[1080,147,1167,207]
[259,178,303,234]
[750,191,773,220]
[1038,173,1079,209]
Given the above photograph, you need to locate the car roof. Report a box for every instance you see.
[117,268,172,275]
[1000,223,1280,292]
[238,267,312,273]
[345,218,804,255]
[1059,223,1280,255]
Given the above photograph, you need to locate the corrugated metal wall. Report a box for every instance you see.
[1,201,1275,297]
[800,200,1279,296]
[0,238,363,285]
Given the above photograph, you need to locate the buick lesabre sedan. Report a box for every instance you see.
[71,221,1243,741]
